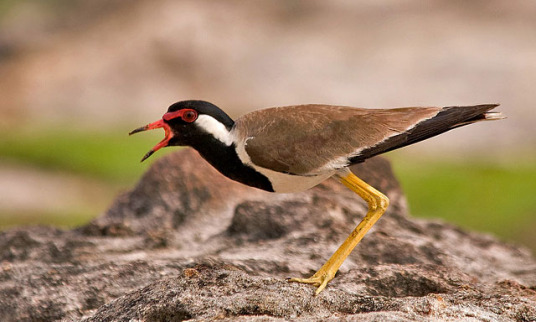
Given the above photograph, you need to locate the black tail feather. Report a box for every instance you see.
[351,104,501,163]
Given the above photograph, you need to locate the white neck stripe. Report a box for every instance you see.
[195,114,234,146]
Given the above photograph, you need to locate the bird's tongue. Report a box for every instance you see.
[129,119,173,162]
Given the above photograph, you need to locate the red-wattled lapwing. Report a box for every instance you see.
[130,100,503,294]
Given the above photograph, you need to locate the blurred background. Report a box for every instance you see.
[0,0,535,252]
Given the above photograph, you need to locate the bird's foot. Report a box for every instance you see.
[288,270,336,295]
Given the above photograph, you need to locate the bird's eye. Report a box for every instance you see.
[182,109,198,123]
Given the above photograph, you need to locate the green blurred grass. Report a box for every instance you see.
[0,125,172,183]
[391,155,536,247]
[1,127,535,251]
[0,126,175,229]
[1,209,97,229]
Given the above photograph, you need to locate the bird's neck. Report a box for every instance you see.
[189,136,274,192]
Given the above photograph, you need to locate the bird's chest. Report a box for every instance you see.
[255,169,334,193]
[233,142,334,193]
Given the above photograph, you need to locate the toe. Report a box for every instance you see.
[314,279,329,295]
[287,276,321,286]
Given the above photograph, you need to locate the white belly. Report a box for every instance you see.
[234,142,335,192]
[252,165,334,193]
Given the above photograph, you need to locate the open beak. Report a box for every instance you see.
[129,119,173,162]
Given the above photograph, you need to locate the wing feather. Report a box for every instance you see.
[233,104,440,175]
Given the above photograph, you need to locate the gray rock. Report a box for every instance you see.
[1,149,535,321]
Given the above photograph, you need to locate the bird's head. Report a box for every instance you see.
[129,100,234,162]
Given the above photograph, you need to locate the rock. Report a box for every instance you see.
[1,149,535,321]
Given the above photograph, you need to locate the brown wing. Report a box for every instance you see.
[235,104,500,175]
[234,104,441,175]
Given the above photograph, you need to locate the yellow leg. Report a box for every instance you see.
[288,170,389,295]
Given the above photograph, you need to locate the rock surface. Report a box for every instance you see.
[1,149,535,321]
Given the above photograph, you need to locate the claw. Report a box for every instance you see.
[288,272,334,295]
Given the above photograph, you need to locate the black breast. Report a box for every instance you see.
[190,137,274,192]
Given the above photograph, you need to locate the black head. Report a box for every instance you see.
[129,100,234,162]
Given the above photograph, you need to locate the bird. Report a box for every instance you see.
[130,100,504,295]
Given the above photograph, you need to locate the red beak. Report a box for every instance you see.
[129,119,173,162]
